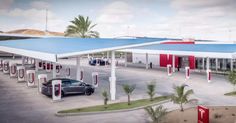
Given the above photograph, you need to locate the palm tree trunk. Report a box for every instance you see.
[180,103,184,112]
[128,94,130,105]
[104,99,107,109]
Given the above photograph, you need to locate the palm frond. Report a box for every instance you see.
[65,15,99,38]
[122,84,136,95]
[145,105,167,123]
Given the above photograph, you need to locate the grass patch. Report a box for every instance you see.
[58,96,170,113]
[224,91,236,96]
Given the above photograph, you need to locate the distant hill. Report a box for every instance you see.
[5,29,64,36]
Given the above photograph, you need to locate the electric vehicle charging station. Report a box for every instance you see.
[52,80,62,102]
[207,70,211,83]
[0,59,3,71]
[38,74,47,93]
[185,66,190,79]
[1,37,232,102]
[92,72,98,88]
[167,64,172,76]
[38,61,43,70]
[30,58,35,65]
[17,66,25,82]
[26,70,36,87]
[25,57,29,64]
[3,60,10,74]
[9,62,17,77]
[46,62,51,72]
[65,66,71,78]
[56,64,61,76]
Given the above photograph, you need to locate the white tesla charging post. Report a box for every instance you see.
[80,69,84,82]
[3,60,9,74]
[0,59,3,71]
[38,61,43,70]
[92,72,98,88]
[207,70,211,83]
[65,66,71,78]
[26,70,36,87]
[9,62,17,77]
[46,62,51,72]
[52,80,62,101]
[24,57,29,64]
[167,64,172,76]
[30,58,35,65]
[185,66,190,79]
[38,74,47,92]
[56,64,61,76]
[17,66,25,82]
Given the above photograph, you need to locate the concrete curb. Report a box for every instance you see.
[55,99,171,117]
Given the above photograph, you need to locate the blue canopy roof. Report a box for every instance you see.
[0,37,170,61]
[137,44,236,53]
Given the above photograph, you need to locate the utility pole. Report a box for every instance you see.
[127,25,130,37]
[45,9,48,32]
[228,28,231,42]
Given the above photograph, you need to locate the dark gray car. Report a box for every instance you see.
[41,78,95,97]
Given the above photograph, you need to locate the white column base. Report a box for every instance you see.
[109,77,116,100]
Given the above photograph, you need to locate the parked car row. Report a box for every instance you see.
[38,62,62,70]
[89,58,109,66]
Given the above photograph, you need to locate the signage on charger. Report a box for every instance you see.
[198,105,209,123]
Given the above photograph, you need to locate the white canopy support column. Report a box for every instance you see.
[172,55,175,72]
[215,58,218,71]
[145,53,148,69]
[107,51,110,59]
[22,56,25,66]
[35,59,39,72]
[110,51,116,100]
[106,51,110,66]
[206,57,210,70]
[76,56,81,81]
[52,62,56,78]
[230,59,233,71]
[223,59,226,70]
[124,52,127,67]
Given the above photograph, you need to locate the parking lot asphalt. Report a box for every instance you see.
[0,58,235,123]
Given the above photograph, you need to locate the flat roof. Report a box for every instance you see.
[0,37,170,62]
[120,44,236,58]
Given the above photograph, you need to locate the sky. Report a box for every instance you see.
[0,0,236,41]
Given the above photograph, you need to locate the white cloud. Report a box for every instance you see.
[171,0,236,10]
[164,0,236,41]
[30,1,50,9]
[8,8,55,23]
[97,1,133,24]
[0,7,66,32]
[0,0,14,9]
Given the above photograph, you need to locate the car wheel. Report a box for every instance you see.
[85,89,92,96]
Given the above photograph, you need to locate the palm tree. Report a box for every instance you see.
[122,84,136,105]
[65,15,99,38]
[228,71,236,90]
[145,105,167,123]
[171,84,194,112]
[147,81,156,101]
[102,90,109,109]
